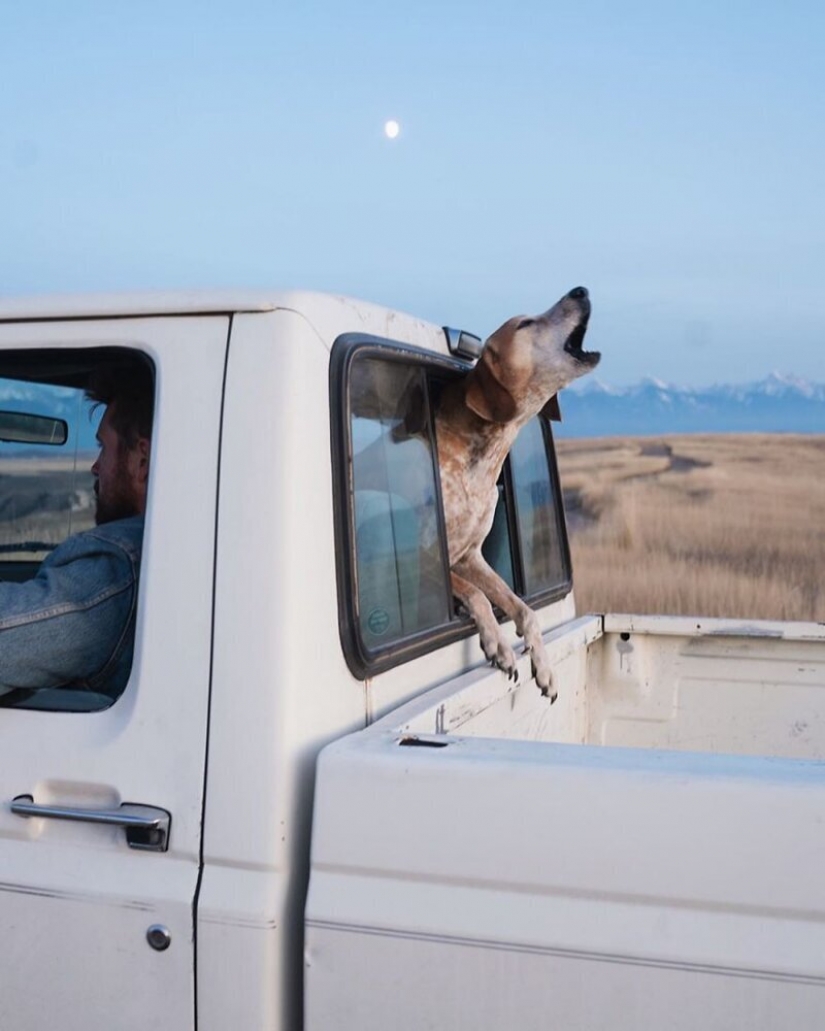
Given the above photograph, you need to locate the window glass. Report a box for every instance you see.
[0,377,99,567]
[342,349,571,671]
[481,481,516,589]
[350,358,451,651]
[509,417,569,595]
[0,350,153,713]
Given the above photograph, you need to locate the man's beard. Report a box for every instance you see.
[94,482,140,526]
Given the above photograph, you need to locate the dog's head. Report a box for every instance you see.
[464,286,600,424]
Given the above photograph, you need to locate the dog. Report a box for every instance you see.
[435,286,600,700]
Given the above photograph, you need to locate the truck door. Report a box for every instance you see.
[0,315,228,1031]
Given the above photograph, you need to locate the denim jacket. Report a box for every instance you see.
[0,516,144,698]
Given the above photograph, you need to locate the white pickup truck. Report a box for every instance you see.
[0,291,823,1031]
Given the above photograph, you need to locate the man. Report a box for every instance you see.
[0,361,153,702]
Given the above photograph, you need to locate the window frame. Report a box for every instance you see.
[331,333,572,679]
[0,345,156,712]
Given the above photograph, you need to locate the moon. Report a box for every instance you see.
[384,119,400,140]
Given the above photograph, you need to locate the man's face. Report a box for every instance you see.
[91,404,150,526]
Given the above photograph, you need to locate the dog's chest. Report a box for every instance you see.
[439,471,498,561]
[435,419,514,563]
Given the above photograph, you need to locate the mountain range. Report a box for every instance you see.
[555,373,825,438]
[3,371,824,443]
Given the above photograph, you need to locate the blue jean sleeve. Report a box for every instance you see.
[0,536,138,692]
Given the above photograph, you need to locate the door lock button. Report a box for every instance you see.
[146,925,172,951]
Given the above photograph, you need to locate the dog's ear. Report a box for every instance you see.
[540,395,562,421]
[464,351,518,423]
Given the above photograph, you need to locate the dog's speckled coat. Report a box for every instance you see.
[435,287,600,699]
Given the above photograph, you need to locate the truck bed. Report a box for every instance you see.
[306,615,825,1030]
[398,614,825,760]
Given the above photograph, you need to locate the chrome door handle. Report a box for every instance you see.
[11,795,171,852]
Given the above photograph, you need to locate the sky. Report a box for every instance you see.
[1,0,823,387]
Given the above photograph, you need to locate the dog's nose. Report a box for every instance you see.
[568,286,588,300]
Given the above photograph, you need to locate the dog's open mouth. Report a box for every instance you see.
[564,319,601,367]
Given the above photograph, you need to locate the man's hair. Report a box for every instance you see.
[86,359,155,448]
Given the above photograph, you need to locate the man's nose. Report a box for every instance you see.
[91,455,100,475]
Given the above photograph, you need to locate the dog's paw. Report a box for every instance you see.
[518,625,557,701]
[515,613,556,702]
[480,635,519,683]
[529,648,557,703]
[493,645,520,683]
[534,665,557,703]
[493,653,520,683]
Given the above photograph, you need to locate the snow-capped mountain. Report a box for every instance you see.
[556,374,825,438]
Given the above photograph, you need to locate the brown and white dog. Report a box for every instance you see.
[435,286,600,700]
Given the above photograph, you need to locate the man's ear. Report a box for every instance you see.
[463,352,518,423]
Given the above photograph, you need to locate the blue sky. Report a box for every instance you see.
[1,0,823,386]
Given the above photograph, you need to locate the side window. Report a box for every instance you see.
[338,341,571,674]
[0,349,154,713]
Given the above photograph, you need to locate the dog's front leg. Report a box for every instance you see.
[450,571,519,682]
[454,550,556,701]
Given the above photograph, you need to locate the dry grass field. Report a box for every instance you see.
[556,433,825,623]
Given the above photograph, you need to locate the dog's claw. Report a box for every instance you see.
[530,657,557,703]
[480,638,518,682]
[475,622,519,683]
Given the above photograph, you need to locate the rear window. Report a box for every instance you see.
[350,358,451,648]
[509,416,569,595]
[334,338,572,676]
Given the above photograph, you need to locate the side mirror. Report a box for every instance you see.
[0,410,68,446]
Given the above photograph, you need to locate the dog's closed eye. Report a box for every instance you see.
[516,318,535,330]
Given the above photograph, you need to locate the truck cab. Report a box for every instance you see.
[0,291,575,1031]
[2,291,823,1031]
